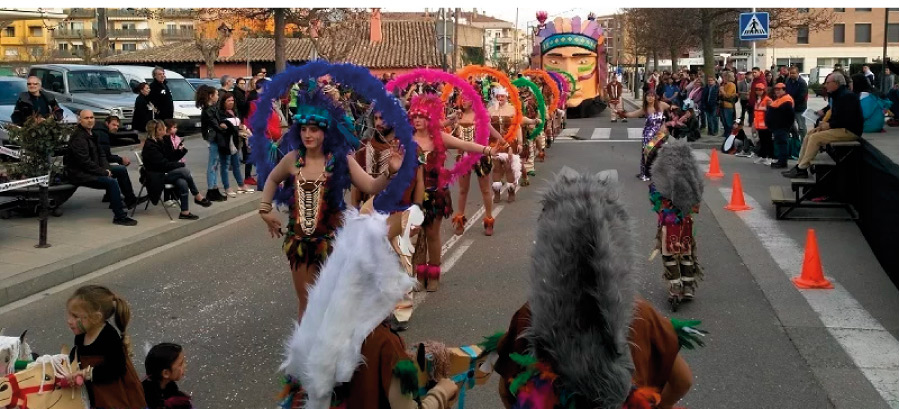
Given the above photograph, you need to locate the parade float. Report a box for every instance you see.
[532,11,608,118]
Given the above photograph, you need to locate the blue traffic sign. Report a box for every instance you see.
[739,12,769,41]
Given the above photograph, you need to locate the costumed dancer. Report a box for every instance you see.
[617,92,670,181]
[251,62,419,320]
[405,94,499,292]
[277,206,459,409]
[489,86,523,203]
[514,79,545,185]
[523,70,559,163]
[451,95,505,236]
[481,168,702,409]
[350,109,425,330]
[649,139,704,311]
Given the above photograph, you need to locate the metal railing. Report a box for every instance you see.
[107,29,151,39]
[52,29,96,39]
[160,29,195,41]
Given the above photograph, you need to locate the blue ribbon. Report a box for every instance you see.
[449,346,479,409]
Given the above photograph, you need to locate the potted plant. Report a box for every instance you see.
[0,117,78,217]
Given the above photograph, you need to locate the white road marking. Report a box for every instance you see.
[719,187,899,408]
[442,239,474,273]
[627,128,644,139]
[559,128,580,138]
[590,128,611,139]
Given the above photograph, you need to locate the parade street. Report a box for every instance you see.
[0,112,896,409]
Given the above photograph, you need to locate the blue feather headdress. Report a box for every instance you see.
[249,61,417,213]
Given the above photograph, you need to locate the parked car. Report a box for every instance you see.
[28,64,140,143]
[109,65,201,134]
[0,76,78,145]
[186,78,220,90]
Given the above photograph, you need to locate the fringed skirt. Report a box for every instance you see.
[283,234,334,271]
[422,187,453,226]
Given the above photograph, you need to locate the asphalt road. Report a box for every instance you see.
[0,114,890,408]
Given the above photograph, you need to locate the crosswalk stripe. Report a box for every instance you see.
[590,128,611,139]
[627,128,644,139]
[559,128,580,138]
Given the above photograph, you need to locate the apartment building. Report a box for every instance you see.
[760,8,898,72]
[0,9,66,62]
[717,8,899,73]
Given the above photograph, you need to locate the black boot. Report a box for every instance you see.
[781,166,808,178]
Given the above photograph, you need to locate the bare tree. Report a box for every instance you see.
[193,24,231,78]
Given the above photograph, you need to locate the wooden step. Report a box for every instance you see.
[811,153,836,167]
[770,186,793,203]
[790,178,816,192]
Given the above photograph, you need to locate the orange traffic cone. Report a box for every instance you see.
[724,173,752,211]
[792,229,834,289]
[705,149,724,179]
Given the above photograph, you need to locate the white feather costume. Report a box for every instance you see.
[280,208,417,409]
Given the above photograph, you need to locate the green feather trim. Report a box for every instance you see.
[507,352,540,395]
[671,318,708,350]
[393,359,419,397]
[512,77,547,141]
[478,331,506,354]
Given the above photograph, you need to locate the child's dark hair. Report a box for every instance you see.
[164,119,178,131]
[145,343,183,381]
[69,285,133,356]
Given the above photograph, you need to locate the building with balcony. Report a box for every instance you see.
[717,8,898,73]
[1,19,62,62]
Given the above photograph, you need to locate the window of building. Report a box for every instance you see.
[166,23,177,31]
[834,8,845,12]
[854,8,871,11]
[121,23,136,30]
[58,43,69,50]
[5,27,14,37]
[889,23,899,43]
[776,58,804,72]
[72,44,85,52]
[5,49,19,57]
[29,47,43,57]
[179,24,193,31]
[122,43,137,51]
[797,26,809,44]
[29,26,42,37]
[834,24,845,43]
[889,8,899,11]
[855,23,872,42]
[798,8,809,13]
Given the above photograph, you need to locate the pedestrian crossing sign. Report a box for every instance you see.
[739,12,769,41]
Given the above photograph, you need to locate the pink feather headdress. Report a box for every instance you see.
[387,68,491,188]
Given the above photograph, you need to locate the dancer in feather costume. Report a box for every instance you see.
[483,168,702,409]
[278,207,459,409]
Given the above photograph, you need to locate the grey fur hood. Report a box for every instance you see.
[651,138,704,213]
[526,167,636,409]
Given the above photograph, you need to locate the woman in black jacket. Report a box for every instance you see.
[196,85,227,202]
[132,82,155,138]
[216,92,254,198]
[141,119,211,220]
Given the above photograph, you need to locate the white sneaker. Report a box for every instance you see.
[735,151,750,157]
[748,152,759,159]
[164,200,179,208]
[753,156,767,164]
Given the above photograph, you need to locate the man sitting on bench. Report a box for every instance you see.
[782,73,863,179]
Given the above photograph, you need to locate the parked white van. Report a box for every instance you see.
[108,65,201,133]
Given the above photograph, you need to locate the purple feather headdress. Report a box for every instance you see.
[249,61,418,213]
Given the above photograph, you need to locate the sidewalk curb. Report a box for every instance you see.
[0,196,258,307]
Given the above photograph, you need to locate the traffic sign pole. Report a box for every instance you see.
[751,7,756,69]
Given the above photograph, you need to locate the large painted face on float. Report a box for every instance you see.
[534,15,606,108]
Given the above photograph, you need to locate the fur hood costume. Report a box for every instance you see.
[482,168,706,408]
[648,138,705,307]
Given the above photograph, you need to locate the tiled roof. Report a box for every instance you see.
[103,21,442,68]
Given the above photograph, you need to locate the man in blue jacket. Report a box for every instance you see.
[783,73,863,179]
[701,76,720,136]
